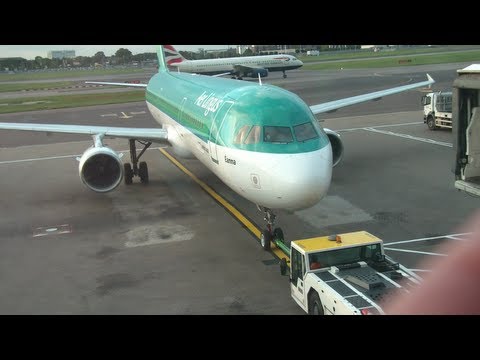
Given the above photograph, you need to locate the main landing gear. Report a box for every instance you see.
[124,139,152,185]
[258,206,285,251]
[282,70,287,79]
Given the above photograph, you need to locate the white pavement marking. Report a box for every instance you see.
[0,154,82,164]
[338,121,423,132]
[0,147,164,165]
[446,235,467,241]
[363,127,453,147]
[384,247,448,256]
[32,224,72,237]
[100,113,118,117]
[119,112,133,119]
[130,111,146,115]
[386,232,472,246]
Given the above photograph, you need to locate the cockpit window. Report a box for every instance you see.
[244,125,260,144]
[294,122,319,142]
[233,125,251,144]
[264,126,293,143]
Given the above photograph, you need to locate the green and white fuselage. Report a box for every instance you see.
[145,71,332,210]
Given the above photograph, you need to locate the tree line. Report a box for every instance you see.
[1,48,157,72]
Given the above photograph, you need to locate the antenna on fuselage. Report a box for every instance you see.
[258,73,262,86]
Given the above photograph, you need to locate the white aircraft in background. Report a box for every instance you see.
[164,45,303,79]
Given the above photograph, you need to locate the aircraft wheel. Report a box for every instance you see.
[273,227,284,242]
[124,163,133,185]
[260,229,272,251]
[139,161,149,184]
[283,74,287,78]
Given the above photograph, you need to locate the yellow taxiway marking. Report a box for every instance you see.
[159,148,291,266]
[160,149,260,238]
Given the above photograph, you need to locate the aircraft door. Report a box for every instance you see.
[208,100,234,164]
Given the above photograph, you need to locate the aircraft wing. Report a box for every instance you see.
[309,74,434,115]
[0,123,169,143]
[85,81,148,88]
[233,64,266,73]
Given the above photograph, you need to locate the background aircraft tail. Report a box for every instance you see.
[164,45,187,66]
[156,45,168,73]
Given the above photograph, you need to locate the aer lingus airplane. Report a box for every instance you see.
[0,46,434,249]
[164,45,303,79]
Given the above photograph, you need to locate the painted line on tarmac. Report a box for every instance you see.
[445,235,467,241]
[363,127,452,147]
[338,121,423,132]
[0,147,163,165]
[384,247,448,256]
[386,232,471,246]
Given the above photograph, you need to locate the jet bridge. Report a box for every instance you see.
[453,64,480,196]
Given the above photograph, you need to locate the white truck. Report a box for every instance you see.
[274,231,422,315]
[422,91,452,130]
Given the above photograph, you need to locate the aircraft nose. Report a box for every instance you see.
[271,145,332,210]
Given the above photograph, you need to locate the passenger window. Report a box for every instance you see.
[233,125,251,144]
[264,126,293,143]
[244,125,260,144]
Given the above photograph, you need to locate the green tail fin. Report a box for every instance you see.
[156,45,168,73]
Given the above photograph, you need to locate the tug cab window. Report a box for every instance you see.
[264,126,293,143]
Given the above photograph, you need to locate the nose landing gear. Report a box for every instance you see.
[259,206,284,251]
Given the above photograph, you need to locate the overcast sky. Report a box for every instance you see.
[0,45,231,60]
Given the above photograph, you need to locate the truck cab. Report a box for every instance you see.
[453,64,480,196]
[287,231,421,315]
[422,91,453,130]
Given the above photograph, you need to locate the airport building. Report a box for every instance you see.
[47,50,76,59]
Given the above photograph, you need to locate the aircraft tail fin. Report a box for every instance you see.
[156,45,168,73]
[164,45,187,66]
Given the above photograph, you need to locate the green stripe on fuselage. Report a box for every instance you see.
[146,72,329,154]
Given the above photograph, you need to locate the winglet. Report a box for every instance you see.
[427,73,435,84]
[156,45,168,73]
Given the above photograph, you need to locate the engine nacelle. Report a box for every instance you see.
[324,128,344,167]
[78,146,123,192]
[247,68,268,78]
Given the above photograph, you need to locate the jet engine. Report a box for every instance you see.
[247,68,268,78]
[78,145,124,193]
[324,128,344,167]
